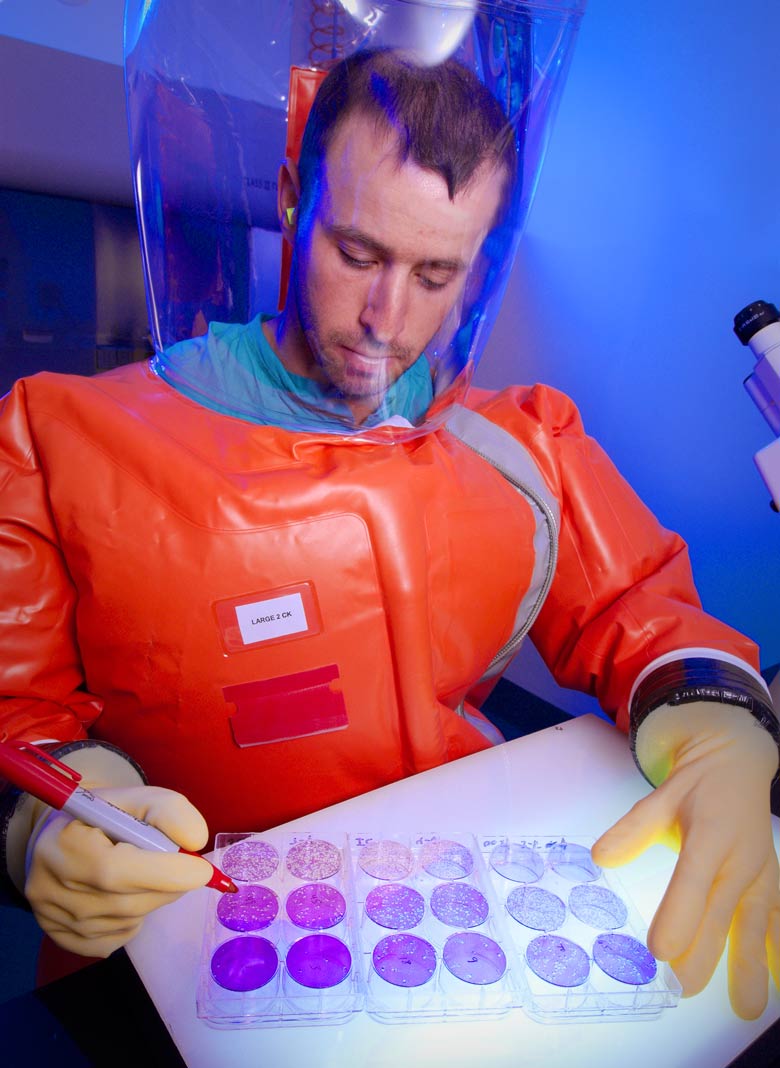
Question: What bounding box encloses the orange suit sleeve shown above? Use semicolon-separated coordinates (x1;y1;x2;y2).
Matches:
478;385;761;733
0;379;104;746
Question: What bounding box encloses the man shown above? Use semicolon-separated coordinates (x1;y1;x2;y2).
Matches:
0;50;778;1019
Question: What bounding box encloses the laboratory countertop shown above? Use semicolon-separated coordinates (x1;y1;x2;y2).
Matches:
3;715;779;1068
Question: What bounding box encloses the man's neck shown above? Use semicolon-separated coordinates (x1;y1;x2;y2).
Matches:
261;309;313;382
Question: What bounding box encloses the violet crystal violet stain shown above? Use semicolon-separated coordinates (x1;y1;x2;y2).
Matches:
286;882;347;930
216;884;280;932
286;934;352;989
592;933;657;985
430;881;489;928
525;934;591;987
442;932;507;985
506;885;566;932
372;933;437;988
365;883;425;930
568;884;628;930
210;935;279;992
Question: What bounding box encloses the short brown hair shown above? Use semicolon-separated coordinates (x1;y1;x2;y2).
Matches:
297;48;516;207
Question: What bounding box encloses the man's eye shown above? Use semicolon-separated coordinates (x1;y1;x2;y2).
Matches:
339;248;373;269
418;274;449;291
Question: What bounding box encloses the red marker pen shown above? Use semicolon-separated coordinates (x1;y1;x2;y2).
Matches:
0;738;237;894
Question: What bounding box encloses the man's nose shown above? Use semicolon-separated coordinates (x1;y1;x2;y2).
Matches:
359;269;408;345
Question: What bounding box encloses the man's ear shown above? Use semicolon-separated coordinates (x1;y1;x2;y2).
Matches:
278;158;301;245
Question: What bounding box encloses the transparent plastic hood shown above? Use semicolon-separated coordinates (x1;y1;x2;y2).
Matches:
124;0;586;438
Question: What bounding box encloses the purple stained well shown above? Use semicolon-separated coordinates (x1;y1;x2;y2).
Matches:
221;838;279;882
525;935;590;988
210;936;279;992
365;883;425;930
568;884;628;930
442;932;507;986
358;839;414;881
593;933;657;986
217;884;279;932
430;881;489;928
286;882;346;931
285;934;352;989
489;842;544;883
547;842;600;883
506;885;566;932
285;838;341;881
420;839;474;880
372;933;437;988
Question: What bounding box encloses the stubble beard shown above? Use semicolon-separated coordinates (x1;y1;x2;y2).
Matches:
294;262;413;404
303;326;414;402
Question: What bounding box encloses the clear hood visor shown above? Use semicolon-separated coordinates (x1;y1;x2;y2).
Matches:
124;0;586;439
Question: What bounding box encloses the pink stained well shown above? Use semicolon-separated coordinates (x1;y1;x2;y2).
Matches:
420;839;474;880
568;884;628;930
285;838;341;881
430;881;489;928
286;882;346;931
372;933;437;988
210;936;279;992
358;839;414;881
506;885;566;932
525;935;590;988
365;883;425;930
442;932;507;986
217;884;279;932
285;934;352;989
221;838;279;882
593;933;657;985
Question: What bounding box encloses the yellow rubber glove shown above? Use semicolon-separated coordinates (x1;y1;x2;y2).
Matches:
25;784;213;958
592;702;780;1020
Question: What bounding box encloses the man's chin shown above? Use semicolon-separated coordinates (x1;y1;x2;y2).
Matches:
331;368;393;403
314;345;408;406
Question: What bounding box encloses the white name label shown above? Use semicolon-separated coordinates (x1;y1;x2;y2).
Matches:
235;592;308;645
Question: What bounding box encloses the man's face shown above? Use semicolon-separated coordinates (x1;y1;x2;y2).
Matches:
287;113;505;422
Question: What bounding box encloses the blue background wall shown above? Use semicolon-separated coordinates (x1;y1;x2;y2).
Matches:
476;0;780;709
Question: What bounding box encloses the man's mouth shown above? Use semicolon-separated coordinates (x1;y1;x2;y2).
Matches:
339;345;395;378
340;344;387;363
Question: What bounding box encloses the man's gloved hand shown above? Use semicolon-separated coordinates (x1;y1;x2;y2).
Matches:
592;702;780;1020
25;785;213;958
